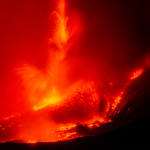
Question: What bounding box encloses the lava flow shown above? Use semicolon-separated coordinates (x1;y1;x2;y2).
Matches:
0;0;149;143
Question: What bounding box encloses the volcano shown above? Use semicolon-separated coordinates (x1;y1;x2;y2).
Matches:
0;0;150;148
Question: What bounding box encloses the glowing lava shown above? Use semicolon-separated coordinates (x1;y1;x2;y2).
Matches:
0;0;147;143
131;69;144;80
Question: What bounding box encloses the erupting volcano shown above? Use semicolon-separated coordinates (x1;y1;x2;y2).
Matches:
0;0;150;144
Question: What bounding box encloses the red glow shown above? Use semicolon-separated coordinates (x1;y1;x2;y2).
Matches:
0;0;148;143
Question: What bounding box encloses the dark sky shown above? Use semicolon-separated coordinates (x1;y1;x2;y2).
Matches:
0;0;150;119
58;0;150;95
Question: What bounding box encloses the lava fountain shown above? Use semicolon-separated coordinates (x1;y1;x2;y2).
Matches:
0;0;150;143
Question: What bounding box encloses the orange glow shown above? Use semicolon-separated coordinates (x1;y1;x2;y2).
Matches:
112;96;121;110
0;0;147;143
28;140;37;144
33;87;62;111
87;124;94;128
50;0;69;44
130;69;144;80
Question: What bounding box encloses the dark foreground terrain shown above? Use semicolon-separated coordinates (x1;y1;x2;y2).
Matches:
0;115;150;150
